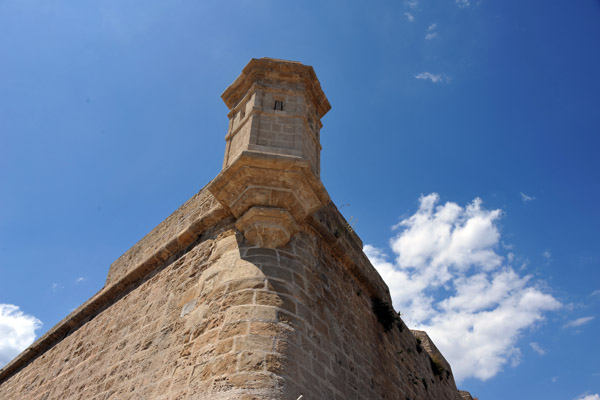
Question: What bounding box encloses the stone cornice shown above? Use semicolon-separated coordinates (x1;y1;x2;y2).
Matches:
221;58;331;119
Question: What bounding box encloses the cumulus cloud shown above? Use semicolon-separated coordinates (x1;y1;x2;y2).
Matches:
0;304;42;367
565;316;595;328
576;394;600;400
404;12;415;22
365;193;561;381
415;72;448;83
456;0;471;7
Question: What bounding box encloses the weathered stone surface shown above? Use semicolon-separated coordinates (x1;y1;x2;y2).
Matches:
412;330;455;380
460;390;477;400
0;58;475;400
0;199;469;399
235;206;298;248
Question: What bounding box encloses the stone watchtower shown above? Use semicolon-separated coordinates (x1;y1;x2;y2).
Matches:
0;58;474;400
208;58;330;249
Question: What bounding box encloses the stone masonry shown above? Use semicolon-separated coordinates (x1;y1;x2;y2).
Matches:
0;58;475;399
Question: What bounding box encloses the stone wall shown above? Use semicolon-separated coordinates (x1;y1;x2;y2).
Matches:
0;57;476;400
0;186;468;399
243;225;464;400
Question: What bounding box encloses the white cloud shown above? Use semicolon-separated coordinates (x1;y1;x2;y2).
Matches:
75;277;87;284
520;192;536;202
404;12;415;22
405;0;419;9
575;394;600;400
502;241;514;250
425;23;438;40
456;0;471;7
565;316;595;328
0;304;42;367
415;72;448;83
530;342;546;355
365;193;561;382
551;376;558;383
51;282;63;292
591;289;600;297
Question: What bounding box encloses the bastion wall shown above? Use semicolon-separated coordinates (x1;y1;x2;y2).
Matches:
0;58;474;400
0;188;467;400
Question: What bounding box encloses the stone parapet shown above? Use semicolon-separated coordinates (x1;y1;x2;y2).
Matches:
411;330;454;378
460;390;476;400
106;185;225;286
0;187;229;385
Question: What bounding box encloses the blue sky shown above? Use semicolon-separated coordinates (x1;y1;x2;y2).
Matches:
1;1;599;399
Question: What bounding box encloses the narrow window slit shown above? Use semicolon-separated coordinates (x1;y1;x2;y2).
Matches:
274;101;283;111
